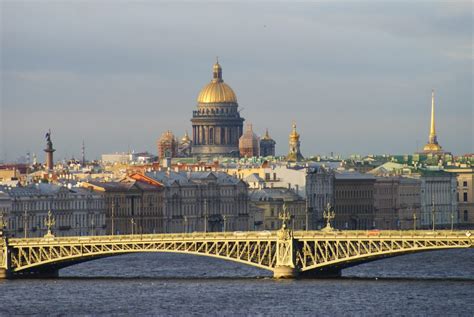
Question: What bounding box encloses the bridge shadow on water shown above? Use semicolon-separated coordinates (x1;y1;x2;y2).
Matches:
54;248;474;282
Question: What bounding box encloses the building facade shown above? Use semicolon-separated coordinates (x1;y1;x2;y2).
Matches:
131;171;250;233
249;187;307;231
417;171;457;229
191;61;245;158
333;172;376;230
448;168;474;229
1;184;106;238
82;179;164;235
306;165;334;229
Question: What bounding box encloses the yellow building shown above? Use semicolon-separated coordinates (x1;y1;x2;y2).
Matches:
446;168;474;229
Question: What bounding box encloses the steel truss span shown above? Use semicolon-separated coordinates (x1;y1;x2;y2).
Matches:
1;230;472;279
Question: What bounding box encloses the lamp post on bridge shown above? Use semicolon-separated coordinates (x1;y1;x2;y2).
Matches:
413;211;417;231
0;212;8;237
322;203;335;232
111;200;116;236
451;209;454;232
431;195;436;231
44;209;55;238
131;217;136;235
23;206;28;238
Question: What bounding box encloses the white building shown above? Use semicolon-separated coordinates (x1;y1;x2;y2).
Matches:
416;171;458;229
141;171;250;233
1;184;106;237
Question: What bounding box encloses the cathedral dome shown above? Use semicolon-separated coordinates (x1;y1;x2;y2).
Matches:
197;60;237;104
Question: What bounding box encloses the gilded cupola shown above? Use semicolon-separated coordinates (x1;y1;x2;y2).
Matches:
197;59;238;104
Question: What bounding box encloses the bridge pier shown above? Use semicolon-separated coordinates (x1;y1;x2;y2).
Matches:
273;266;299;279
0;268;11;279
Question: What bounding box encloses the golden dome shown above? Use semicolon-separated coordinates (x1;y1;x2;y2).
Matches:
181;131;191;144
197;60;237;104
289;122;300;141
423;143;442;152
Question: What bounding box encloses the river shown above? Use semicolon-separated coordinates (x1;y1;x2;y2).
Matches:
0;249;473;316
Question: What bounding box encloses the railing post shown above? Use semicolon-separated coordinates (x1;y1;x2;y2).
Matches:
0;237;11;279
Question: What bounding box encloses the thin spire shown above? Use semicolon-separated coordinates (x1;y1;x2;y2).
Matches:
429;89;437;144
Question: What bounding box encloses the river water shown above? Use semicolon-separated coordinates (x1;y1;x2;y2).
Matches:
0;249;473;316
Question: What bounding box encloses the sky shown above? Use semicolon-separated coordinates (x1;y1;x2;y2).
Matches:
1;1;472;162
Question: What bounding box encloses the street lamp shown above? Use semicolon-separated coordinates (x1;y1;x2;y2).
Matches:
413;211;417;231
223;215;227;232
0;212;8;237
451;210;454;232
131;217;135;235
431;195;436;231
184;216;188;233
111;200;116;235
23;206;28;238
204;199;208;233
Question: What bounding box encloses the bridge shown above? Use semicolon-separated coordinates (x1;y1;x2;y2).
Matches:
1;214;472;279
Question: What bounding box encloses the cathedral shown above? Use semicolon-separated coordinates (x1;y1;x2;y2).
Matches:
191;60;245;158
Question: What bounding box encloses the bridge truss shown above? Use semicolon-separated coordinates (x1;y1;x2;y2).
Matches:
1;228;472;279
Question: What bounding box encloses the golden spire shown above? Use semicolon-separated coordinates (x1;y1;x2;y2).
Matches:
262;128;271;140
423;89;442;153
429;89;437;143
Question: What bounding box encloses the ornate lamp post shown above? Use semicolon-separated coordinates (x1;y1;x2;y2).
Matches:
0;212;8;237
44;209;55;238
322;203;336;232
23;206;28;238
223;215;227;232
184;216;188;233
111;200;116;235
431;195;436;231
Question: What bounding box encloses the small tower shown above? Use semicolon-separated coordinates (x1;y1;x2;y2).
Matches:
287;122;303;162
178;131;193;157
44;129;55;171
157;130;178;159
239;124;259;158
422;90;444;154
259;128;276;157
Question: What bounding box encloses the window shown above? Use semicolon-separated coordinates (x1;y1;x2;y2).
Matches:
464;210;468;222
464;193;468;202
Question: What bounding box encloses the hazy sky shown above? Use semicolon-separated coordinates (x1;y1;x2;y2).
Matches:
1;1;472;162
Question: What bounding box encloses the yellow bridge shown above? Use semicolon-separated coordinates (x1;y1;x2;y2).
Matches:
1;228;472;279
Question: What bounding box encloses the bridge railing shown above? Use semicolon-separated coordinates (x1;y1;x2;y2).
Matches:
4;229;472;246
6;230;278;245
294;230;473;239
